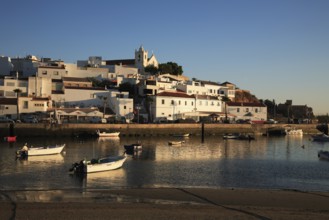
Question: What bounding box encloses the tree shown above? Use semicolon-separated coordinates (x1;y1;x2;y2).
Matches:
158;62;183;75
118;82;135;97
13;88;22;121
144;65;158;75
221;96;231;123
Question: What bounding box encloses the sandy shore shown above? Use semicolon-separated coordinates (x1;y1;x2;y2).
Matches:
1;188;329;219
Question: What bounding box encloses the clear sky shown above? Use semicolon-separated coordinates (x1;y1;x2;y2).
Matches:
1;0;328;115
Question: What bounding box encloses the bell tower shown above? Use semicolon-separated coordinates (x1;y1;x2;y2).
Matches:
135;45;148;73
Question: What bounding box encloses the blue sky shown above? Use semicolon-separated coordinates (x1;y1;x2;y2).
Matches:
1;0;328;114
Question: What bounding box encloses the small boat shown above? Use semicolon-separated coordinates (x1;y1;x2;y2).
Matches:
70;154;127;173
168;140;185;145
285;128;303;135
223;133;240;139
223;133;254;140
124;143;142;152
96;130;120;137
318;150;329;160
311;134;329;142
4;136;16;142
172;133;190;137
16;144;65;158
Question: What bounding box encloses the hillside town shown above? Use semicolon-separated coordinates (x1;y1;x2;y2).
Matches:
0;46;314;124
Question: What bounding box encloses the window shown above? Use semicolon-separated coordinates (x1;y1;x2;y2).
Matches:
191;102;194;106
53;71;59;75
237;108;240;113
246;108;249;112
6;82;15;86
199;101;202;105
171;100;174;105
124;106;126;109
178;100;181;105
255;108;258;113
5;91;15;97
162;99;165;105
185;101;187;105
42;70;47;75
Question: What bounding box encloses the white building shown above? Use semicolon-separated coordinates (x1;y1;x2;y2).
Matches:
108;90;133;121
220;82;236;101
226;102;267;122
151;91;195;121
0;76;28;98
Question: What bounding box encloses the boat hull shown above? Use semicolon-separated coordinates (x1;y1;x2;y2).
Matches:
27;144;65;156
96;130;120;137
318;150;329;160
84;155;127;173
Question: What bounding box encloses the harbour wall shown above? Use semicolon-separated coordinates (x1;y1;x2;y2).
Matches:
0;123;322;137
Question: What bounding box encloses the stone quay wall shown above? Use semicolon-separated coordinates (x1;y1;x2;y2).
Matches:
0;123;321;137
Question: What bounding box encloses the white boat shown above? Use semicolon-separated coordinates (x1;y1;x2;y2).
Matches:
17;144;65;157
70;155;127;173
173;133;190;137
168;140;185;145
285;128;303;135
318;150;329;160
96;130;120;137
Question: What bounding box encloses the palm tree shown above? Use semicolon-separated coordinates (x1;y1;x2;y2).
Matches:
221;96;231;123
13;88;22;121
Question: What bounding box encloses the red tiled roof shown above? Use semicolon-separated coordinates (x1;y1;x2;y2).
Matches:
157;91;193;98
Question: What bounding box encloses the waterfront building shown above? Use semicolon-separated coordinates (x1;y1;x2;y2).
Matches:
151;90;223;122
226;102;267;122
108;90;133;122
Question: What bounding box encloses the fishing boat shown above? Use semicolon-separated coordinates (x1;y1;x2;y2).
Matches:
318;150;329;160
70;154;127;173
96;130;120;137
16;144;65;158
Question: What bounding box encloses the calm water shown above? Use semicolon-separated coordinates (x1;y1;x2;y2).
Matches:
1;135;329;192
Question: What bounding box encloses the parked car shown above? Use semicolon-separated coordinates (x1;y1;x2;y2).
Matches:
22;116;38;123
89;117;107;123
0;116;14;123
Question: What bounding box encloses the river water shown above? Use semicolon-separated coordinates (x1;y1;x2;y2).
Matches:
1;135;329;192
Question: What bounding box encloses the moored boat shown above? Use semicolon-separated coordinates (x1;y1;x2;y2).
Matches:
311;134;329;142
124;143;142;152
285;128;303;135
172;133;190;137
70;154;127;173
168;140;185;145
96;130;120;137
318;150;329;160
16;144;65;158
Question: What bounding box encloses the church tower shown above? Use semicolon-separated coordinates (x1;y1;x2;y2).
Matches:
135;46;148;73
